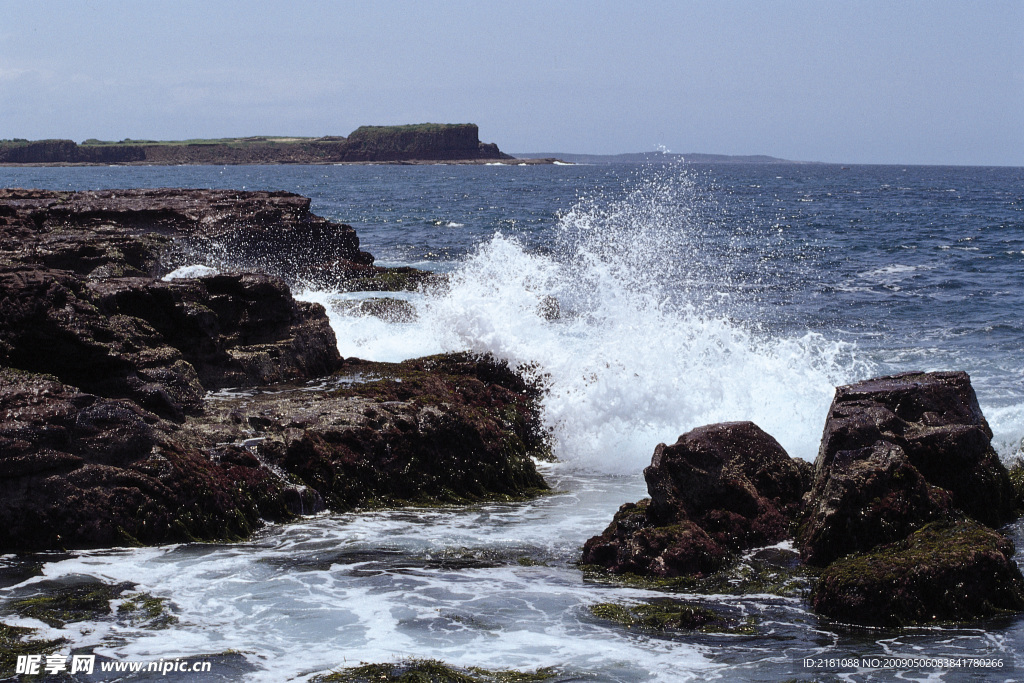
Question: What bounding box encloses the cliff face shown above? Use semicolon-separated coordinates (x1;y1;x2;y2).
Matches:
0;140;146;163
341;124;503;161
0;124;513;165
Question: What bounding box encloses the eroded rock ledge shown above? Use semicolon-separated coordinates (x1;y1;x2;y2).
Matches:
583;371;1024;627
0;188;549;551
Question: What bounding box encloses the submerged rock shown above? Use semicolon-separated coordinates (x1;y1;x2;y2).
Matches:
798;371;1015;566
332;296;419;322
588;598;755;634
582;421;809;577
812;518;1024;626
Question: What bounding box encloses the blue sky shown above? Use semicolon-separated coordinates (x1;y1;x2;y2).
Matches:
1;1;1021;165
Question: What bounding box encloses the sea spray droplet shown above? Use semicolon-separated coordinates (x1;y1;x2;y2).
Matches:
299;165;870;470
420;167;868;470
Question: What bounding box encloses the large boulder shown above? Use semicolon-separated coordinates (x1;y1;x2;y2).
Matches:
812;518;1024;626
193;354;550;512
798;371;1015;566
0;267;340;420
582;422;810;578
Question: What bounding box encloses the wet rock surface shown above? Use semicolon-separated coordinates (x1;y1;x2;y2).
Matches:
0;187;375;287
581;421;809;577
583;372;1024;627
798;371;1016;566
812;518;1024;627
0;189;550;551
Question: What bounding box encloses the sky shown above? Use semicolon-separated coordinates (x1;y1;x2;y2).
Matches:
1;1;1022;165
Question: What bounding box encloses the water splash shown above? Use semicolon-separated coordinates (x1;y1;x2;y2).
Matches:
303;165;868;470
425;172;864;469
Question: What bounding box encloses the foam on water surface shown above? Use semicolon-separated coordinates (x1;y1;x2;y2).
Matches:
303;166;867;469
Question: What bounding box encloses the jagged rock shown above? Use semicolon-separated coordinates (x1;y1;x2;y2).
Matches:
0;189;551;551
88;272;341;390
582;422;809;577
580;499;728;577
0;267;338;420
190;353;550;511
0;368;296;550
812;519;1024;626
0;188;374;286
0;351;550;551
798;371;1015;566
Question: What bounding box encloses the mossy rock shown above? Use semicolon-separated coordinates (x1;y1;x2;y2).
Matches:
117;592;179;629
7;578;134;627
812;518;1024;627
1008;457;1024;512
581;544;813;597
0;623;66;676
313;659;557;682
588;598;755;634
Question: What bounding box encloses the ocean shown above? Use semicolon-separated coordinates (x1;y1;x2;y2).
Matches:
1;161;1022;681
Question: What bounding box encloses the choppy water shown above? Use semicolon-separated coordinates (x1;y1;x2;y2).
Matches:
1;162;1022;680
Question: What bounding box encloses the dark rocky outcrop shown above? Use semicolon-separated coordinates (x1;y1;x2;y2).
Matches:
582;371;1024;628
798;371;1015;566
188;354;549;513
0;367;296;549
0;187;374;287
0;124;515;166
0;189;550;551
340;124;506;162
581;421;810;577
812;518;1024;626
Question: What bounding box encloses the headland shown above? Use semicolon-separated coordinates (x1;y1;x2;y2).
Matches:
0;124;557;166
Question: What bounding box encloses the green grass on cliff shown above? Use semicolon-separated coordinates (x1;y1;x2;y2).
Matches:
349;123;475;137
79;136;325;147
76;125;475;148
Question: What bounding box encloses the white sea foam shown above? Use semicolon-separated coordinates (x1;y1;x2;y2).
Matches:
161;264;219;280
303;166;866;469
989;403;1024;462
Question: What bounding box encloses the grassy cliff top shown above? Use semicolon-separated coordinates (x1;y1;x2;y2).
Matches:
78;136;326;147
65;124;478;147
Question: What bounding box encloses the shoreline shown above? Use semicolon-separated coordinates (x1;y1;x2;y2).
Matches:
0;157;563;168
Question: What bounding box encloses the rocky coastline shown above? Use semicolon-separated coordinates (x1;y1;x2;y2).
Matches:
1;185;1020;641
582;371;1024;627
0;188;550;551
0;124;559;166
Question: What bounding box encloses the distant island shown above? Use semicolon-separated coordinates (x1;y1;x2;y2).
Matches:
0;124;556;166
512;151;797;164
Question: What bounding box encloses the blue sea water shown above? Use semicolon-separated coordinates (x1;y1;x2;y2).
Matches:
1;162;1022;681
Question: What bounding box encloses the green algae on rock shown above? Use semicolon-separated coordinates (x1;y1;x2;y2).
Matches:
116;592;179;629
0;623;66;676
6;578;133;628
812;518;1024;627
588;599;756;634
313;659;557;683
